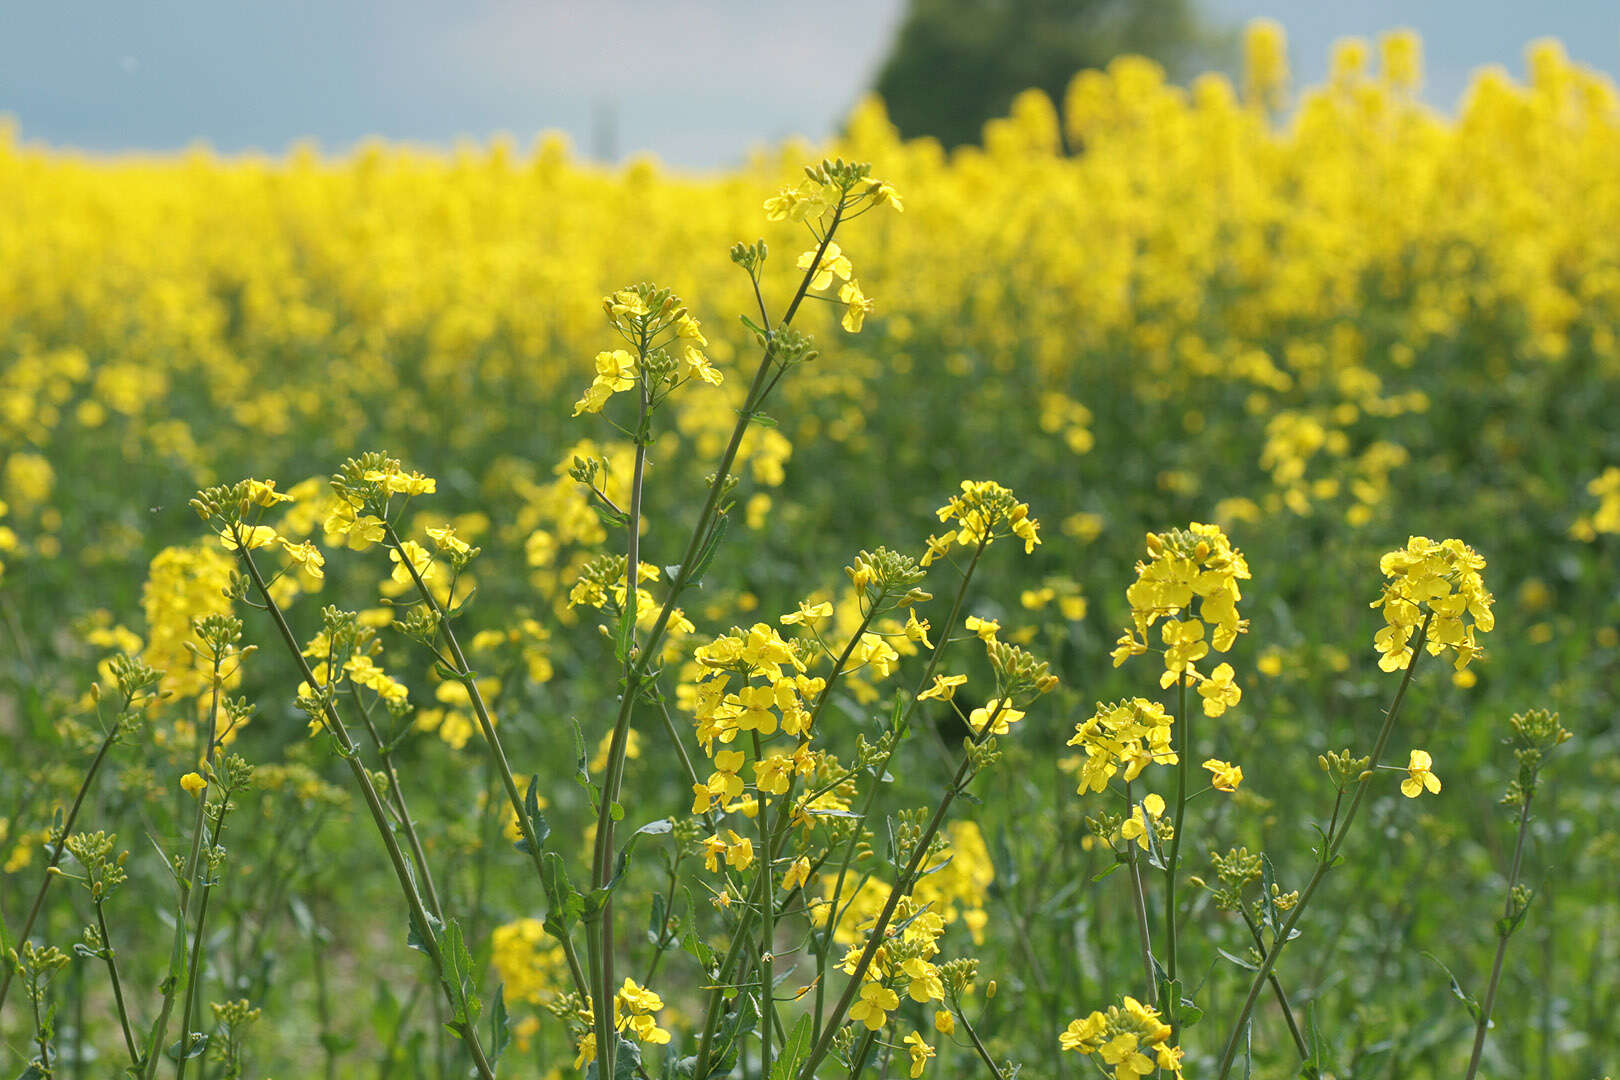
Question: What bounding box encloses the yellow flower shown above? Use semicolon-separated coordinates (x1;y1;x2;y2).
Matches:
1401;748;1441;798
1196;662;1241;717
1371;537;1492;673
782;855;811;892
917;673;966;702
219;524;278;551
389;539;434;586
1120;793;1166;850
780;599;833;625
797;242;853;291
904;609;933;648
180;772;207;797
969;697;1025;736
277;537;325;580
964;615;1000;642
1202;758;1243;792
839;279;876;332
934;1010;955;1035
904;1031;935;1077
848;982;899;1030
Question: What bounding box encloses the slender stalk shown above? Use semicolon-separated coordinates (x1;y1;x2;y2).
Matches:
1238;909;1308;1059
1464;790;1536;1080
351;687;444;919
1123;781;1158;1004
1165;673;1189;993
589;381;651;1080
591;197;852;1077
232;537;497;1080
956;1006;1009;1080
174;800;228;1080
378;522;589;1007
1213;617;1430;1079
757;760;777;1080
94;901;143;1067
0;724;121;1015
144;653;225;1080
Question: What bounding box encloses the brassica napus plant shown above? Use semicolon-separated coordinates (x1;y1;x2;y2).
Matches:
0;21;1615;1080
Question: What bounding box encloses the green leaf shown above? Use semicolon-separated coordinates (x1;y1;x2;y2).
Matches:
541;852;584;935
648;892;668;946
16;1066;46;1080
406;910;443;956
441;918;482;1027
1422;951;1482;1022
603;819;673;896
614;604;636;664
572;720;591;786
686;514;730;586
583;1037;643;1080
490;984;512;1065
165;1032;210;1061
1090;862;1123;883
1216;947;1259;973
769;1015;814;1080
712;989;760;1074
1259;853;1280;938
514;774;551;853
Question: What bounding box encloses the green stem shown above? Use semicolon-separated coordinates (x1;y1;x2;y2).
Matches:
957;1005;1008;1080
1213;616;1430;1079
148;654;224;1080
1123;780;1158;1004
94;901;142;1067
0;723;121;1016
233;536;496;1080
589;385;651;1080
1165;673;1188;995
757;758;776;1080
1238;909;1308;1059
1464;788;1536;1080
351;687;444;919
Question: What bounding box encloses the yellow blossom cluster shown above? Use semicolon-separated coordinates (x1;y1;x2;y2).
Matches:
922;480;1040;566
1066;699;1178;795
1060;995;1184;1080
1113;524;1250;692
1370;536;1494;672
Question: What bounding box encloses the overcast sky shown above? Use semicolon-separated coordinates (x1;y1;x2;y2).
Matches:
2;1;1616;168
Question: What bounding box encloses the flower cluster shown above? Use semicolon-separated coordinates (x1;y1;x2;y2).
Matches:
1066;699;1178;794
1060;995;1184;1079
922;481;1040;566
574;283;719;417
1113;523;1249;692
1370;536;1494;672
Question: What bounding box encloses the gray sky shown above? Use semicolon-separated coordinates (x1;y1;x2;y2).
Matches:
2;1;1616;169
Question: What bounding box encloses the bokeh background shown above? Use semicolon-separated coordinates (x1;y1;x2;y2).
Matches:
4;1;1618;165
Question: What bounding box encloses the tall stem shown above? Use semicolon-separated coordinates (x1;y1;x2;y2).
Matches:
588;383;651;1079
94;901;142;1066
351;688;444;919
1464;789;1536;1080
144;655;224;1080
0;724;121;1015
1213;617;1430;1079
1165;672;1189;993
1123;781;1158;1004
233;539;496;1080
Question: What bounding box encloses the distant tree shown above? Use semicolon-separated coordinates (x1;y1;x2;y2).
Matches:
871;0;1229;150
